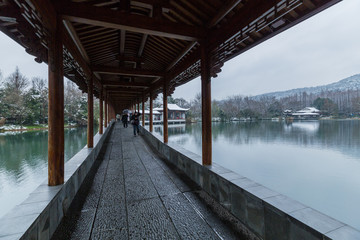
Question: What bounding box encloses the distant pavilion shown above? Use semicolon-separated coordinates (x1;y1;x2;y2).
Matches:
139;104;188;124
154;104;189;122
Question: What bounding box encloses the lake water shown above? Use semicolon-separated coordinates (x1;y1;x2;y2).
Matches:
0;126;96;218
153;120;360;230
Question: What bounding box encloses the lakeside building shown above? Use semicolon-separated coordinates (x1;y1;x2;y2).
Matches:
287;107;321;120
139;109;162;124
154;104;189;124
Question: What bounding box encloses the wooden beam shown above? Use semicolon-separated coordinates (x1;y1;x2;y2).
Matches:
87;77;94;148
166;41;197;71
109;93;141;97
207;0;242;28
138;33;148;57
132;0;171;9
166;47;200;81
120;30;126;55
30;0;57;30
102;80;150;88
209;0;281;49
63;20;90;63
31;0;90;76
48;15;64;186
201;41;211;166
118;55;143;63
56;1;204;41
108;89;144;94
93;65;164;78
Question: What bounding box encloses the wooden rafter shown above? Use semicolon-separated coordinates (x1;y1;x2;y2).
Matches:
55;1;205;41
118;55;144;63
166;41;197;71
92;65;164;78
209;0;282;48
63;20;90;63
120;29;126;55
102;80;150;88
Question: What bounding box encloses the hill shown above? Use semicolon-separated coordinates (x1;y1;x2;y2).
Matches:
255;74;360;99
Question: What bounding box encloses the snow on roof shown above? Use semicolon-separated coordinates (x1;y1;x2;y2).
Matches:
139;110;161;115
296;107;320;113
153;104;189;111
292;112;320;116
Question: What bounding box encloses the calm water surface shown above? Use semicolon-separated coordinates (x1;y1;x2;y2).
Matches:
0;126;97;218
153;120;360;230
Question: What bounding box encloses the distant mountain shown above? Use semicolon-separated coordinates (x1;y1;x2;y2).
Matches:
255;74;360;99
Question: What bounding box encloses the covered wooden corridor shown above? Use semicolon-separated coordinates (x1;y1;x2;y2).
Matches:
51;122;248;239
0;1;346;239
0;0;341;186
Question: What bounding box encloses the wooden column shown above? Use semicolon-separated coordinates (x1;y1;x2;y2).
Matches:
111;103;115;121
99;88;103;134
201;41;212;166
149;92;153;132
104;92;108;127
163;80;168;143
137;101;140;113
112;103;115;120
109;102;113;121
48;15;64;186
87;77;94;148
108;100;111;124
142;95;145;126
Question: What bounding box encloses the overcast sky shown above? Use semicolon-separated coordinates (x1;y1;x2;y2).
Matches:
1;0;359;102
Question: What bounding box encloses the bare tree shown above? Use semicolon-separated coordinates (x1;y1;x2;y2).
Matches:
4;66;28;92
2;67;29;125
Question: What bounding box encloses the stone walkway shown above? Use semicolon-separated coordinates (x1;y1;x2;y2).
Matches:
51;122;246;240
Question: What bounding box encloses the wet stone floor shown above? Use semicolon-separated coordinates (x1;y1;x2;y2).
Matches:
51;122;248;240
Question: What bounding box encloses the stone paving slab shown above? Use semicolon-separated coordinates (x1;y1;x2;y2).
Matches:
51;122;246;240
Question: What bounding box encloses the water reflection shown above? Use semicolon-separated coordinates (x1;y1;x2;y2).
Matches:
161;121;360;160
287;121;320;132
156;120;360;230
0;126;97;218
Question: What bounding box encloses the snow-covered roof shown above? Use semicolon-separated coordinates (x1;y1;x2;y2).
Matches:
296;107;320;113
292;112;320;116
154;104;189;112
139;110;161;115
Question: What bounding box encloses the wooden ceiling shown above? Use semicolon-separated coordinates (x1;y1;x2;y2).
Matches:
0;0;341;109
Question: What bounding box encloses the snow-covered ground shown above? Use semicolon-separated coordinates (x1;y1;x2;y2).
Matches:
0;125;28;131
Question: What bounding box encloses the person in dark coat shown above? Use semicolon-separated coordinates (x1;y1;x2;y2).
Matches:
122;113;128;128
131;112;140;136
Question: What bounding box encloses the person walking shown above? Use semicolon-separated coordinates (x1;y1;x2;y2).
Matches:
131;111;140;136
122;113;128;128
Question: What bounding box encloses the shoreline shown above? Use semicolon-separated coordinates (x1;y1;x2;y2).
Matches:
0;125;85;132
